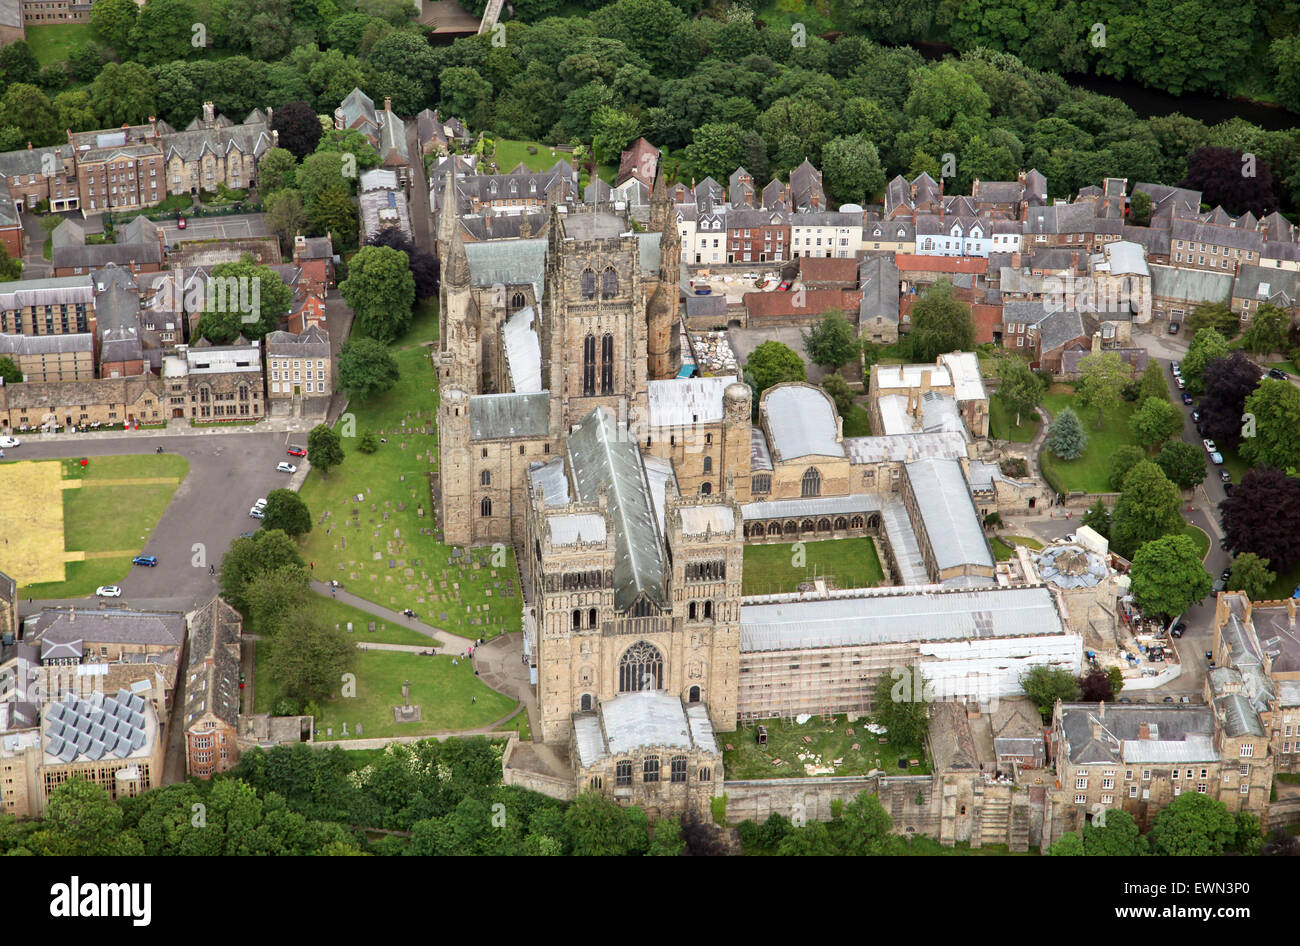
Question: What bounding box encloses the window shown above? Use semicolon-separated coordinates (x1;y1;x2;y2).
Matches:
1074;794;1087;804
480;497;492;517
1240;744;1254;757
1142;769;1151;781
582;333;596;396
1102;777;1114;790
1129;785;1138;798
702;456;712;474
588;776;602;790
699;767;711;782
580;269;596;300
1075;777;1088;790
615;761;633;787
479;470;490;486
589;608;597;628
1197;783;1208;794
601;267;618;299
618;640;663;692
801;467;821;497
601;333;614;395
703;600;713;620
643;757;660;783
580;693;593;711
1200;768;1209;779
671;757;688;783
752;474;770;494
1240;783;1250;795
572;610;581;630
688;686;700;703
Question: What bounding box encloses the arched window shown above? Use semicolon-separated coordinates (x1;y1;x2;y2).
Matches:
616;760;633;786
588;607;597;628
580;268;596;300
801;467;821;497
834;516;848;530
582;333;596;395
511;291;525;309
702;456;713;473
752;474;771;494
671;756;688;783
238;385;249;401
480;497;492;517
783;520;798;535
768;521;781;535
703;600;713;619
698;767;712;782
688;685;701;703
600;333;614;394
700;482;712;495
588;775;602;790
601;266;618;299
580;693;593;711
643;757;660;783
618;640;663;692
851;515;865;529
572;609;582;630
688;601;697;620
801;518;815;533
818;517;831;532
479;469;491;486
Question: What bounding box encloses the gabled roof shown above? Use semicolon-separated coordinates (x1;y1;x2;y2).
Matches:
469;391;550;440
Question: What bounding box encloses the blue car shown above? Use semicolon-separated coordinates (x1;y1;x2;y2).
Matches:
132;554;157;567
1182;392;1193;405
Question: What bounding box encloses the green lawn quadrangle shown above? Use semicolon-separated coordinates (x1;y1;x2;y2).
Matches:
742;538;884;596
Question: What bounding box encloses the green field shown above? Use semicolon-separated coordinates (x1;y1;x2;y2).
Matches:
1039;386;1140;494
492;138;569;173
722;715;930;780
296;304;522;640
311;593;444;648
841;403;871;436
742;538;884;595
24;24;92;65
989;395;1039;442
18;454;188;598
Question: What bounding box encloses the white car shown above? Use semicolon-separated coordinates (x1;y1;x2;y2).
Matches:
96;586;122;597
1202;438;1217;454
276;462;297;474
0;436;18;448
249;507;266;519
741;272;759;280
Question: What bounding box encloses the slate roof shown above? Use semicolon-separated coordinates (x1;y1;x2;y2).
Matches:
53;242;161;270
859;255;900;325
469;391;550;440
183;596;242;730
0;332;93;357
163;113;273;164
1232;264;1300;305
1171;217;1262;252
1149;264;1234;304
29;607;186;649
905;458;993;572
1058;703;1217;765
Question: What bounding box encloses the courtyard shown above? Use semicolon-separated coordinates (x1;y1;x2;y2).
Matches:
1039;384;1140;494
722;714;930;780
742;538;885;596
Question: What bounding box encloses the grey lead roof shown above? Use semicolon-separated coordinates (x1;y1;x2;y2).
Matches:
764;384;844;459
904;458;993;572
567;408;666;612
464;238;548;301
469;392;550;441
527;458;569;506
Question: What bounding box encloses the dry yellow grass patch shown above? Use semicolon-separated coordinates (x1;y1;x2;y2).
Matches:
0;460;77;585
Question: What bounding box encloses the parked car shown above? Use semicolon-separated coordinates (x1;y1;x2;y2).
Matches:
1210;451;1224;465
777;280;792;291
1222;566;1233;582
0;436;18;448
1202;438;1217;453
1223;483;1233;495
692;286;712;295
1220;470;1231;483
249;507;266;519
1176;376;1185;389
1213;578;1227;593
286;447;306;457
1206;650;1215;660
741;272;759;280
1180;695;1191;703
96;586;122;597
1172;622;1187;637
1168;321;1180;334
177;216;187;229
1270;367;1291;380
1182;392;1193;405
1119;697;1132;703
132;555;157;567
238;531;257;539
1191;410;1201;423
1171;362;1182;376
276;462;297;474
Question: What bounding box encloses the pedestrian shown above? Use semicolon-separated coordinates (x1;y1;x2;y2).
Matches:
310;561;315;570
209;564;215;575
332;587;336;598
471;696;476;704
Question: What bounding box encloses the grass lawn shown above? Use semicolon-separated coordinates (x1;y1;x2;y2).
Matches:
254;645;517;739
841;403;871;436
722;714;930;780
989;396;1039;443
1183;524;1210;561
742;538;884;595
14;455;188;598
492;138;567;173
1040;386;1140;494
1264;559;1300;600
495;708;531;741
312;593;444;648
1218;444;1252;485
24;24;92;65
296;306;523;640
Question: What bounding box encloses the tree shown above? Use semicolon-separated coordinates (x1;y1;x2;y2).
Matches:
1186;300;1238;337
1129;533;1212;618
1221;466;1300;569
1242;302;1288;355
820;373;856;418
0;84;61;147
297;150;354;208
1109;461;1184;560
1077;666;1114;702
744;340;806;395
1044;406;1086;460
264;188;307;253
1130;396;1182;450
1082;810;1148;856
1106;444;1148;491
367;229;438;300
1200;351;1263;449
0;356;21;384
871;667;930;748
90;62;158;129
273;101;324;160
821;134;886;203
645;816;685;856
219;529;305;610
1075;350;1129;428
339;246;415;344
681;122;746;183
1019;665;1079;723
338;337;399;402
257;147;299;196
910;280;974;362
801;309;860;372
89;0;140;54
1081;498;1109;538
1149;791;1238;856
1182;146;1276;216
1046;832;1085;855
315;128;381;173
1181;328;1230;395
201;258;295;340
53;89;96;136
1137;360;1169;403
1128;189;1152;226
995;356;1045;427
307;424;344;478
267;617;355;705
1241;379;1300;472
193;309;243;345
591;106;641;166
262;489;311;537
244;564;313;636
35;778;123;855
839;792;902;856
1154;440;1207;490
438;66;494;128
130;0;197;66
0;245;20;282
1227;552;1276;601
564;793;649;856
775;820;837;856
307;187;358;249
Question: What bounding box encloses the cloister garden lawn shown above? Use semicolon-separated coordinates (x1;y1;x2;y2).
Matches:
840;403;871;436
742;538;885;596
295;305;522;641
722;714;930;780
989;395;1039;442
8;454;188;598
1039;385;1140;494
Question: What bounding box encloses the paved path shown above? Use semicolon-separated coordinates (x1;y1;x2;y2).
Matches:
312;724;520;751
311;582;476;652
355;640;440;653
1026;405;1051;482
10;415;323;443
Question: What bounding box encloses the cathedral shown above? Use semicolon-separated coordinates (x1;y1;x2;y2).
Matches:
435;167;743;810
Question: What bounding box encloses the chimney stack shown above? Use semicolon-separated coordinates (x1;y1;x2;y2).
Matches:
1138;722;1150;741
1289;597;1295;628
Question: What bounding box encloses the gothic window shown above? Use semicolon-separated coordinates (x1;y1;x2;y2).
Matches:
588;607;597;628
480;470;491;486
767;521;781;535
703;600;713;620
688;686;701;703
238;385;249;401
601;266;618;299
702;456;713;473
580;693;593;711
480;497;492;517
801;466;821;497
616;761;633;786
572;609;582;630
581;268;596;300
688;601;697;620
511;291;525;309
851;515;865;529
834;517;848;530
589;776;602;790
582;333;596;395
601;333;614;394
643;757;660;783
700;482;712;495
699;767;712;782
671;757;688;783
801;519;815;532
199;387;210;403
619;640;663;692
818;518;831;532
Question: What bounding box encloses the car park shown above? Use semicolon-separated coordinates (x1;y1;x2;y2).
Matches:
0;436;18;448
96;586;122;597
132;555;157;566
286;447;306;457
276;462;297;473
249;507;265;519
1181;392;1193;405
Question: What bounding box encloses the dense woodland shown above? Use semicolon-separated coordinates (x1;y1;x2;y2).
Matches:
2;0;1300;214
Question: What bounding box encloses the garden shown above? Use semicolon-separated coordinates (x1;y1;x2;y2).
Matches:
742;538;885;595
721;714;930;780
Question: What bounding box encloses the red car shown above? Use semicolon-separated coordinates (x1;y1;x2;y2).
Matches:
177;216;187;229
777;280;792;291
286;447;307;457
